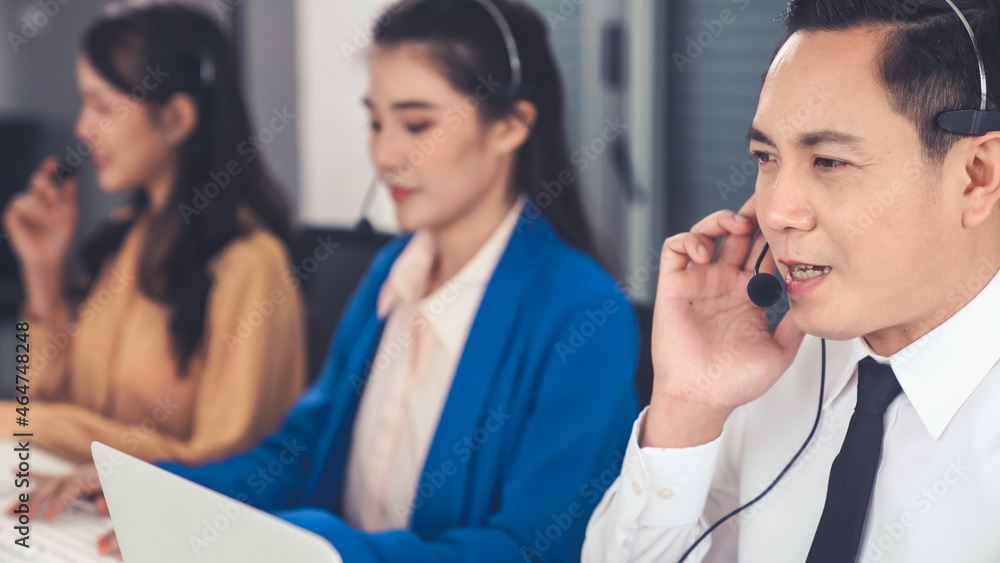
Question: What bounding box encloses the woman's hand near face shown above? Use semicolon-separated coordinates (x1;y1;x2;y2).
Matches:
3;156;78;320
643;195;805;448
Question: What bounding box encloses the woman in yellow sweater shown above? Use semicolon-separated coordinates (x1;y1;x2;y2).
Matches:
2;1;305;483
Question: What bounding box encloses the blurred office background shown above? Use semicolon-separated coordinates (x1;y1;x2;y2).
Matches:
0;0;789;396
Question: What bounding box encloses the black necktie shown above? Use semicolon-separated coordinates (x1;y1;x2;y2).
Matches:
806;357;903;562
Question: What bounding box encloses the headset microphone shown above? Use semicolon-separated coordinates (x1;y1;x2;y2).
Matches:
681;237;824;563
353;175;380;239
747;242;783;308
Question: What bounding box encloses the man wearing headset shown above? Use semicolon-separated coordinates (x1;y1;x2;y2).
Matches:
584;0;1000;561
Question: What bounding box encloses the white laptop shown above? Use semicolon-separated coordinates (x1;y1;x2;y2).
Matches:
91;442;342;563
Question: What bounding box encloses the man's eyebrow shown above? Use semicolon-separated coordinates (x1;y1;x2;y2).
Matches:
746;125;775;147
746;126;866;150
797;130;864;148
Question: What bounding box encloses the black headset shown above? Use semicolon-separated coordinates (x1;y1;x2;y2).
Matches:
683;1;996;560
472;0;523;99
937;0;1000;135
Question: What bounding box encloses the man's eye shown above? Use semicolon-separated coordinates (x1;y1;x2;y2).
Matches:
752;151;773;165
815;157;847;169
369;121;381;132
406;123;430;134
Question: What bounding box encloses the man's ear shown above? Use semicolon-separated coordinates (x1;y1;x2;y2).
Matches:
156;92;200;147
494;100;538;154
962;132;1000;228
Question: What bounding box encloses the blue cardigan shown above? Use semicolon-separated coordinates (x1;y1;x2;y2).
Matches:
162;211;639;562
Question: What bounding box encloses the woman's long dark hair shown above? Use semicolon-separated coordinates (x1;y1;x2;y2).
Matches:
373;0;597;257
79;2;293;375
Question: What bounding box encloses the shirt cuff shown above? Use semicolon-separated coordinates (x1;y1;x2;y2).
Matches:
618;407;722;528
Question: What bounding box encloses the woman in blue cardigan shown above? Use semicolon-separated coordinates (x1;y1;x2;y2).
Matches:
156;1;638;561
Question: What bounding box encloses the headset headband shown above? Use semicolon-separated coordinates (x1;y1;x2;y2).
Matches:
937;0;1000;135
471;0;523;98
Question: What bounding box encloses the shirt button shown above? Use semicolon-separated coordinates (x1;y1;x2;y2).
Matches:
632;482;643;496
658;487;674;499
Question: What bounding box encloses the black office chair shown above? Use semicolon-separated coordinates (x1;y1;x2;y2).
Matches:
0;118;39;317
632;301;655;409
297;227;393;383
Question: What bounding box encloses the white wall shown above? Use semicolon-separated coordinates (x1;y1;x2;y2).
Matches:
241;0;300;216
295;0;398;231
0;2;18;111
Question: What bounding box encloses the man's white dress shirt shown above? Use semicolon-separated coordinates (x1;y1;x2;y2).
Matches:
583;266;1000;562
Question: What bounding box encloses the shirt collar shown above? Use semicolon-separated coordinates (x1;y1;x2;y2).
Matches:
376;196;526;357
830;265;1000;440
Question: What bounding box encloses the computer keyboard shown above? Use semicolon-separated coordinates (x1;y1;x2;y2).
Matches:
0;442;119;563
0;504;116;562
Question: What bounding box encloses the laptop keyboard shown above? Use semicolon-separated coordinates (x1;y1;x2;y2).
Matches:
0;484;118;562
0;509;115;562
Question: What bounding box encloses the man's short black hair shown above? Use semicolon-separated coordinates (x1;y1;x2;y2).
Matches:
780;0;999;160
